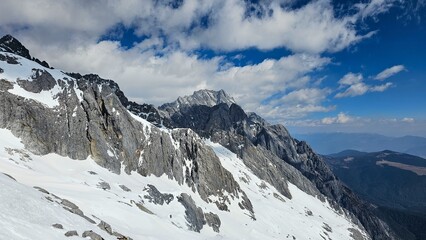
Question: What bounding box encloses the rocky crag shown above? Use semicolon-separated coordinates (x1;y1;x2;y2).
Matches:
0;34;394;239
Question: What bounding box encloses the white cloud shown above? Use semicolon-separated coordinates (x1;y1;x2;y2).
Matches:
370;82;393;92
335;82;369;98
257;88;335;120
356;0;396;19
321;112;353;124
0;0;396;54
177;0;367;53
338;72;363;86
0;0;400;123
374;65;406;80
335;72;394;98
27;39;330;120
402;117;415;123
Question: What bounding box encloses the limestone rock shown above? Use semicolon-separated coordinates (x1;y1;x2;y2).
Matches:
82;230;104;240
177;193;206;232
17;69;56;93
143;184;174;205
119;184;131;192
98;220;113;235
97;181;111;190
205;212;221;233
64;230;78;237
52;223;63;229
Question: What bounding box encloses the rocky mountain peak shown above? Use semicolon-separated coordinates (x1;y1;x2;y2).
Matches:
0;34;50;68
0;36;396;240
0;34;31;59
159;89;236;115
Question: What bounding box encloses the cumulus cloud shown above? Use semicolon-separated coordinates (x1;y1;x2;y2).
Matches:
338;73;363;86
370;82;393;92
27;39;330;120
0;0;400;122
335;82;369;98
321;112;353;124
335;72;394;98
0;0;396;54
257;88;335;120
374;65;406;80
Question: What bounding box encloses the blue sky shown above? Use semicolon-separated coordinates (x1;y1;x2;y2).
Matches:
0;0;425;136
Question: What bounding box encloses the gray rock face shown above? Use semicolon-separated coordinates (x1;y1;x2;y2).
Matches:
177;193;223;233
61;199;96;224
178;193;207;232
0;80;90;160
0;35;31;59
0;35;50;68
52;223;63;229
160;89;236;118
34;186;50;194
205;212;221;233
17;69;56;93
0;37;393;239
97;181;111;190
119;184;131;192
143;184;174;205
64;230;78;237
1;63;252;216
0;79;13;91
158;91;396;240
82;230;104;240
0;53;19;64
98;220;113;235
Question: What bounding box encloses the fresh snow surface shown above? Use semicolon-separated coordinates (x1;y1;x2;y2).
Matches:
205;139;369;240
0;127;367;240
0;51;83;107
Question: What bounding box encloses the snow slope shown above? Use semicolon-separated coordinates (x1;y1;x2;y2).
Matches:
0;51;83;107
0;126;367;240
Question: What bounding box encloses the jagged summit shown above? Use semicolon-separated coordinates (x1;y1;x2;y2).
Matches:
0;34;31;59
160;89;235;109
0;36;395;240
0;34;51;68
159;89;236;114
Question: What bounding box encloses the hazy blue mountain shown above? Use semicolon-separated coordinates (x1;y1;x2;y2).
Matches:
325;150;426;240
295;132;426;158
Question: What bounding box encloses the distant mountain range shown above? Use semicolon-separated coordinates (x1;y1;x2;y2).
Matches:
325;150;426;240
295;132;426;158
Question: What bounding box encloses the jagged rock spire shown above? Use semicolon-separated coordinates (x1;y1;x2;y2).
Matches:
0;34;32;59
0;34;50;68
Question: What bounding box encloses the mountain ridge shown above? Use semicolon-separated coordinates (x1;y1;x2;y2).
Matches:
0;34;394;239
296;132;426;158
324;150;426;239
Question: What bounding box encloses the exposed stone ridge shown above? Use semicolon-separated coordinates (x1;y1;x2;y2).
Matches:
0;35;31;59
157;100;396;240
159;89;236;117
0;34;51;68
67;72;167;127
0;51;252;217
0;35;394;239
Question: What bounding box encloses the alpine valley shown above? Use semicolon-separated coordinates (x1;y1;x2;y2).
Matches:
0;35;396;240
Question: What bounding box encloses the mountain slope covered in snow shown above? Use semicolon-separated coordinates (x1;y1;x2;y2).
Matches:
0;35;392;239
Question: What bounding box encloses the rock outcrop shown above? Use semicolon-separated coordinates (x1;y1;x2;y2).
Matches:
0;40;252;224
155;90;395;240
0;35;394;239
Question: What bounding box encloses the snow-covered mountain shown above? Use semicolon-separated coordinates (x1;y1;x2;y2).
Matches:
0;35;393;240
